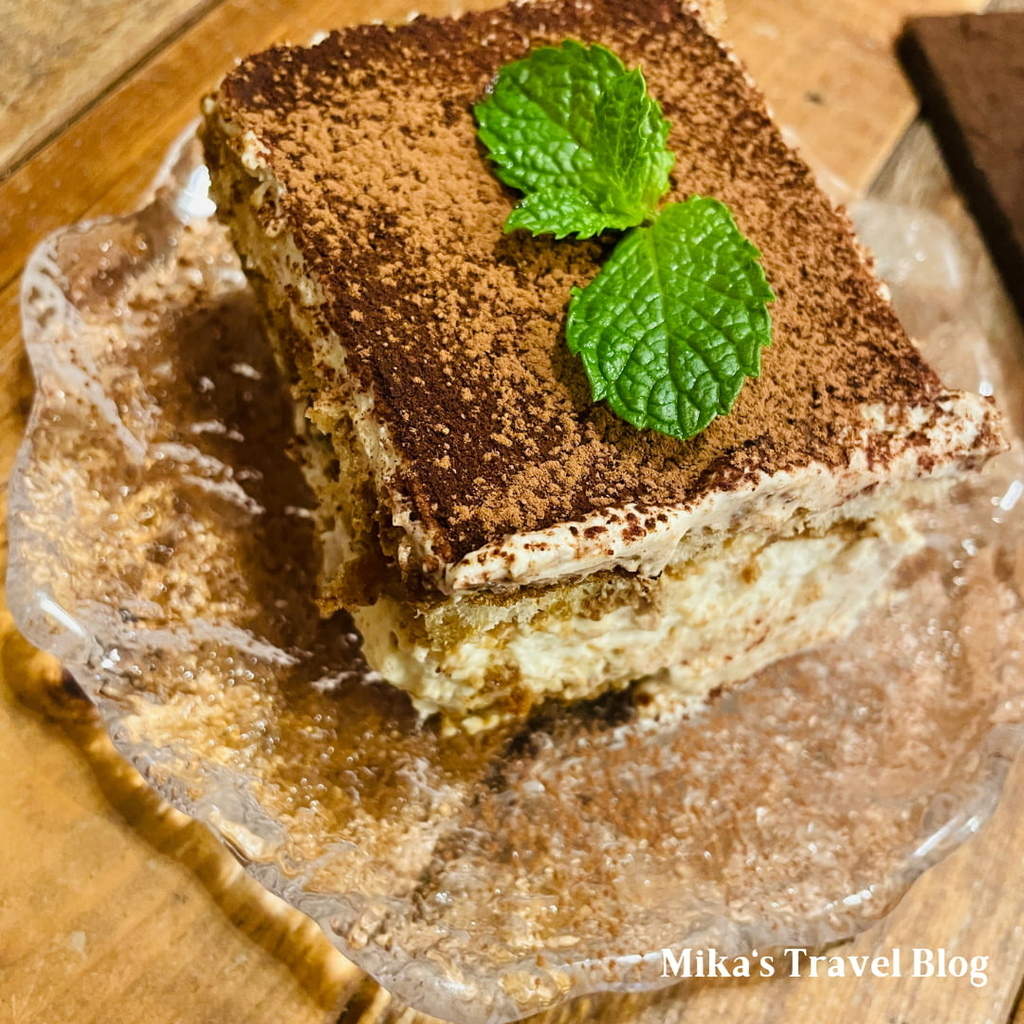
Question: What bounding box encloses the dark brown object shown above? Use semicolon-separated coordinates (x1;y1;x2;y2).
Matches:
899;13;1024;321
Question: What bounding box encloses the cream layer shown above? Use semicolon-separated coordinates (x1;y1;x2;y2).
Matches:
353;504;922;730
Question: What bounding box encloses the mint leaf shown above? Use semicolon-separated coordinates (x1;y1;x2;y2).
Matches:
475;41;673;238
566;197;774;440
504;187;630;239
592;68;675;222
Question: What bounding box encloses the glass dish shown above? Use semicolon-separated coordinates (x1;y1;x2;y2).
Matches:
8;128;1024;1024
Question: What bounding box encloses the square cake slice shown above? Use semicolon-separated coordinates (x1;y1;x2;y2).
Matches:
201;0;1005;729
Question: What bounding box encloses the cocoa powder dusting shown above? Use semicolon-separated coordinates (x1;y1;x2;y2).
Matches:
214;0;942;562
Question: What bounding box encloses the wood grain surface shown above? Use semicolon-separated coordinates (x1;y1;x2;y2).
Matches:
2;1;1023;1023
0;0;220;175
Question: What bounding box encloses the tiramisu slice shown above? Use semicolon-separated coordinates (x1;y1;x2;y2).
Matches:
202;0;1005;729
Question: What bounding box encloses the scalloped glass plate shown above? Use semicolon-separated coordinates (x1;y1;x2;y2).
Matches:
8;129;1024;1024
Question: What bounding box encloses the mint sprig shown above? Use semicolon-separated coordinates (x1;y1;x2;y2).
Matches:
475;41;673;238
475;42;774;441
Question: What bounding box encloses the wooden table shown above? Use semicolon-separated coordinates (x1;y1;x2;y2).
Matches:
2;1;1024;1022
